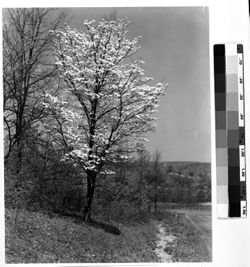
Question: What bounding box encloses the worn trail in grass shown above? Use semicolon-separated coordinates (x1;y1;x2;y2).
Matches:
171;208;212;257
155;223;176;262
155;209;211;262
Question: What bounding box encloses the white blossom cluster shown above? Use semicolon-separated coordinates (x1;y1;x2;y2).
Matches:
43;18;167;174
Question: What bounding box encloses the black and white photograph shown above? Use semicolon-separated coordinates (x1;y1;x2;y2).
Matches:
3;6;212;263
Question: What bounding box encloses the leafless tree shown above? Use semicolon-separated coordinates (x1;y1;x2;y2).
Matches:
3;8;66;172
152;150;163;214
136;143;151;209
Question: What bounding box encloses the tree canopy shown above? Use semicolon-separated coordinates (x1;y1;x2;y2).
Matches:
43;18;168;175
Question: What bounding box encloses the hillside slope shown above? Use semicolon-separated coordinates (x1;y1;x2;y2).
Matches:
5;208;211;263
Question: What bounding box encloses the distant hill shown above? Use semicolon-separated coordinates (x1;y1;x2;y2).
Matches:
157;161;211;203
163;161;211;179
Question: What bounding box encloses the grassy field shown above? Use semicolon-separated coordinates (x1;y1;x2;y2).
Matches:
5;207;211;263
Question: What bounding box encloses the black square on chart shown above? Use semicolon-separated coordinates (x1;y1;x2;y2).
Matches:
214;57;225;73
214;44;225;56
229;203;241;217
228;148;240;167
215;93;226;110
214;74;226;93
228;166;240;185
229;185;240;202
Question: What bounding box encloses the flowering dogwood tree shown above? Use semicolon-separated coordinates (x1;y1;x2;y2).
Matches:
43;18;167;221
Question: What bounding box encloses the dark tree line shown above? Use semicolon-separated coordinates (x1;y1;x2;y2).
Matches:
5;135;210;224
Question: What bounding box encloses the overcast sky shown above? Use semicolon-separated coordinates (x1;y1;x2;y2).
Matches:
67;7;210;162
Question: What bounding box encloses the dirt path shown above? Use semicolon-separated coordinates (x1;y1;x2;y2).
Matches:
172;208;212;257
155;223;176;262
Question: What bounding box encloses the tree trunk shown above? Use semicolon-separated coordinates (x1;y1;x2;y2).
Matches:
16;140;22;174
154;196;157;215
154;175;157;215
82;171;96;222
147;187;151;212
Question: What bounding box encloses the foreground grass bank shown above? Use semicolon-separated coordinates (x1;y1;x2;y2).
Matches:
5;208;211;263
5;208;158;263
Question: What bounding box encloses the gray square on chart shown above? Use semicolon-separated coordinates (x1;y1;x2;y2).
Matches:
227;93;238;111
216;111;226;129
227;111;238;129
227;130;239;148
226;56;238;74
216;130;227;148
217;167;228;185
216;148;228;166
226;74;238;93
217;185;228;203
